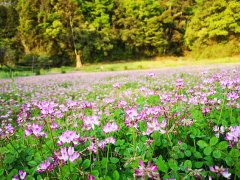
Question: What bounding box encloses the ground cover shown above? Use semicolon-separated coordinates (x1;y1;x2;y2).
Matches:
1;56;240;79
0;65;240;179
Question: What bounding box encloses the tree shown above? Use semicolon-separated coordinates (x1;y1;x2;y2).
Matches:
185;0;240;58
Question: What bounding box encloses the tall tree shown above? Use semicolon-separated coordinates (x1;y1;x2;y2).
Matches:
185;0;240;58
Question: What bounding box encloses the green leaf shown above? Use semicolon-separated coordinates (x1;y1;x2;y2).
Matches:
0;169;4;176
194;151;203;159
217;141;228;150
28;161;37;167
110;157;119;164
180;143;188;150
184;160;192;170
204;156;214;166
105;176;112;180
4;155;15;164
82;159;91;170
101;158;108;169
91;170;99;177
225;157;234;166
194;162;203;168
210;137;218;146
116;139;125;146
213;150;221;159
185;150;192;157
197;140;208;149
113;170;120;180
203;147;212;156
156;156;169;173
168;159;178;171
230;148;240;156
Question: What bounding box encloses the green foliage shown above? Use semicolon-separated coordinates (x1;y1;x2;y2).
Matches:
0;0;239;66
185;0;240;58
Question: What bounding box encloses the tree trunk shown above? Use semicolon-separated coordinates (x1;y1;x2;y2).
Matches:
21;39;30;54
76;54;82;68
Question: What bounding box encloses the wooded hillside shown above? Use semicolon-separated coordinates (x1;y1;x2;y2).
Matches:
0;0;239;67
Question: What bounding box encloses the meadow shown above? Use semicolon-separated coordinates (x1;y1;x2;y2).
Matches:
1;56;240;79
0;65;240;179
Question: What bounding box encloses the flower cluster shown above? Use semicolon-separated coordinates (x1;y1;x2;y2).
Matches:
209;166;231;179
57;130;80;146
0;123;14;138
82;116;100;131
24;123;47;138
225;126;240;147
102;122;120;134
12;170;27;180
55;147;80;163
134;160;160;179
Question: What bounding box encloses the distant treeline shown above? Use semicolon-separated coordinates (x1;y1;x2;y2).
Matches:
0;0;239;67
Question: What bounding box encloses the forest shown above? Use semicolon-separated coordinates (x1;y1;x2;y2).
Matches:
0;0;240;68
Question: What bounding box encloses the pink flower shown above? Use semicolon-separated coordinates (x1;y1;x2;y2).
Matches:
19;170;27;180
113;83;121;89
37;159;51;173
134;160;159;179
225;126;240;147
102;122;120;134
146;72;156;78
176;78;184;88
56;147;80;162
24;123;47;138
209;165;231;179
98;137;116;149
88;175;95;180
83;116;100;131
143;119;167;135
57;130;80;146
12;170;27;180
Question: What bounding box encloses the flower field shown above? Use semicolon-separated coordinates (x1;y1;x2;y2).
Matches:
0;67;240;180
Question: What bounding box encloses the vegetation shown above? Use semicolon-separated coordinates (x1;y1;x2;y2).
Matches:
0;0;239;68
1;56;239;79
0;68;240;179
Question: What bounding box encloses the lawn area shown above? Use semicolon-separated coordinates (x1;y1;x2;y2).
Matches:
80;56;240;72
1;56;239;79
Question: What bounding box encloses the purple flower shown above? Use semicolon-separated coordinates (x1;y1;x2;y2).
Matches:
102;122;120;134
24;123;47;138
19;170;27;180
134;160;159;179
83;116;100;131
176;78;184;88
57;130;80;146
209;165;231;179
113;83;121;89
56;147;80;162
50;122;59;129
225;126;240;147
37;159;51;173
143;119;167;135
213;125;225;138
12;175;19;180
146;72;156;78
98;137;116;149
0;123;14;138
88;175;95;180
12;170;27;180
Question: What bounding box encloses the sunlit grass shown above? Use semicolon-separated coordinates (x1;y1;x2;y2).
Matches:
80;56;240;72
1;56;239;79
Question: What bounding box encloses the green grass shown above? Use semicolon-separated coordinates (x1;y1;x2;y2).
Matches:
1;56;239;79
80;56;240;72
